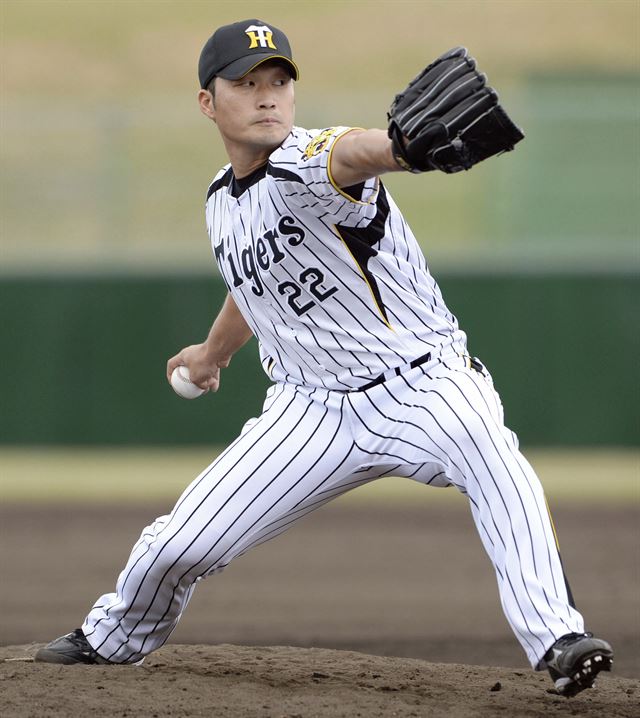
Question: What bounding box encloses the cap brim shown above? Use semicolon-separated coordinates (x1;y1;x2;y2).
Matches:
217;54;299;81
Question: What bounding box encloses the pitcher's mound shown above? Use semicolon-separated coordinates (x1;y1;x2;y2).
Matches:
1;643;636;717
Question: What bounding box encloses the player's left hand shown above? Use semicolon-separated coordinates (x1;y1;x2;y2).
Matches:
387;47;524;173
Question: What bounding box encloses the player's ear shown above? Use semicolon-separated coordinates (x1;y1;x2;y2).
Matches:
198;89;216;122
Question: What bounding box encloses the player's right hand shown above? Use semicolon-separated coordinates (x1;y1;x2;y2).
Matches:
166;343;231;393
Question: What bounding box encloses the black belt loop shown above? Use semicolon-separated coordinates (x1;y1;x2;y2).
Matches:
356;375;386;393
409;352;432;370
356;352;431;392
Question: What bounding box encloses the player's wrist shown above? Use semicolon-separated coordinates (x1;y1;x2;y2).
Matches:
388;129;417;173
201;337;233;367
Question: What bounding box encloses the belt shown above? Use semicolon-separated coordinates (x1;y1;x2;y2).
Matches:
355;352;432;392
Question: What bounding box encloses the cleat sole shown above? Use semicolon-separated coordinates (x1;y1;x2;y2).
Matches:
555;653;613;697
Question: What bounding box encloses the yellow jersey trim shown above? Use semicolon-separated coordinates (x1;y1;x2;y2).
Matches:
327;128;380;205
544;495;561;551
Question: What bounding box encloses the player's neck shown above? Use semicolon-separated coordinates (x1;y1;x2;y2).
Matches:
223;141;274;180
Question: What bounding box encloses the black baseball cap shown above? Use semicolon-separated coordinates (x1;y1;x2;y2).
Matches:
198;19;299;89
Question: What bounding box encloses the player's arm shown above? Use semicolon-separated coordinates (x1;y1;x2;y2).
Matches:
329;129;402;188
166;293;253;392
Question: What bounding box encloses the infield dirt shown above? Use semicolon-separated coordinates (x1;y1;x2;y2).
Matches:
1;502;638;716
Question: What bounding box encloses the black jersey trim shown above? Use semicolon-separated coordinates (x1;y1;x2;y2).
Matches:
341;182;365;202
229;164;268;198
206;167;234;200
334;183;392;327
206;156;363;202
266;163;305;185
207;163;293;201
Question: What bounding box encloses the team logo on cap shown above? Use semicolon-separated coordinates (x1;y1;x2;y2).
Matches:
245;24;277;49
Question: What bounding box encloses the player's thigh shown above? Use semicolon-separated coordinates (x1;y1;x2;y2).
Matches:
156;383;359;575
360;360;513;489
410;364;544;518
413;364;506;455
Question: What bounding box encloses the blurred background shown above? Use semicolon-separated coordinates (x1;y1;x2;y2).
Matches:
1;0;639;448
0;0;638;446
0;0;640;446
2;0;639;270
0;0;638;676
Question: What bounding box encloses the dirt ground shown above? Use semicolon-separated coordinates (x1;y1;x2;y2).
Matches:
1;501;638;717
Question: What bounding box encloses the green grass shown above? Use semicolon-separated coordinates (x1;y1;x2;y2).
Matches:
1;447;637;505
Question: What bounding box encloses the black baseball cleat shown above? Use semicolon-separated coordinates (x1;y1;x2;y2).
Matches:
544;632;613;697
35;628;111;665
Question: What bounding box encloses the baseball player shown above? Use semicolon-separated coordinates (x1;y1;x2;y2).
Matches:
37;19;613;697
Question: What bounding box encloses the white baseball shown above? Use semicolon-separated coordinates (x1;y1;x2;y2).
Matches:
170;366;207;400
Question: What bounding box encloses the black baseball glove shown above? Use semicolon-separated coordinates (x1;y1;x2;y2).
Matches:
387;47;524;173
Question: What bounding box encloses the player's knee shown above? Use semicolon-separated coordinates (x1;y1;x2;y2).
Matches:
172;532;241;581
133;522;222;577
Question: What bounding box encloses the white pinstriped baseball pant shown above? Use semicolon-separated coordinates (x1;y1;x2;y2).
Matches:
83;353;584;667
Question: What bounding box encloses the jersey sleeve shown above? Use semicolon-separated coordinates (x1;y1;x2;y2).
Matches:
271;127;380;227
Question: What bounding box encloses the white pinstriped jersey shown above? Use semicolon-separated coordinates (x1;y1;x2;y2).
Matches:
205;125;467;390
85;131;585;673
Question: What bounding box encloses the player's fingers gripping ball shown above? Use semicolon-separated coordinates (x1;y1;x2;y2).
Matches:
170;365;208;400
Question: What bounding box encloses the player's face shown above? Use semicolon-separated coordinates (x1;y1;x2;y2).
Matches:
200;63;295;158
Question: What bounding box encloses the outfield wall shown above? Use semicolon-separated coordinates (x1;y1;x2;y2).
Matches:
1;272;637;447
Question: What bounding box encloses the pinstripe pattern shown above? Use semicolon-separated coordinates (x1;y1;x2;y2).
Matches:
81;125;584;671
84;355;583;667
204;126;467;391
